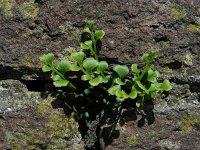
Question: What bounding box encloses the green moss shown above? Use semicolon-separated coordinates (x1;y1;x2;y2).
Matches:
171;6;187;20
180;112;200;133
187;24;200;33
18;1;39;19
0;0;16;17
126;135;137;146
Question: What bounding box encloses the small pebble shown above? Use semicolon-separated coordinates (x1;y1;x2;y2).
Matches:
192;100;199;105
6;108;12;112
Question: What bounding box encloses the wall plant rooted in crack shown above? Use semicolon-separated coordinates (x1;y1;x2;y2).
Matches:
40;20;172;149
40;20;172;116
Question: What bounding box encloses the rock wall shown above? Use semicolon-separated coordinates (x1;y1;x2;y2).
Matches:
0;0;200;149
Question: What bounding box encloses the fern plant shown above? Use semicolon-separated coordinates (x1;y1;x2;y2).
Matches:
40;20;172;110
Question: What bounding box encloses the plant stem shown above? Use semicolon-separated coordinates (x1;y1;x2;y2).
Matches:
90;48;98;61
52;66;77;90
68;83;77;90
90;31;99;61
139;63;150;81
78;63;92;79
99;85;107;91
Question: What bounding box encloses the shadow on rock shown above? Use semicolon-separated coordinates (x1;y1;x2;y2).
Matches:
42;88;155;150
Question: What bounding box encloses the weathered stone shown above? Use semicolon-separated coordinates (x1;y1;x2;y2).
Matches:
0;0;200;149
0;89;84;149
103;109;200;150
0;80;42;113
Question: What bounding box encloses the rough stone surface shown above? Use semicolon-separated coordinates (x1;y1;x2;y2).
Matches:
0;0;200;149
103;109;200;150
0;80;42;113
0;86;84;149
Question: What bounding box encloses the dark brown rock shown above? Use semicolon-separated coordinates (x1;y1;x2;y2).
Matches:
0;0;200;149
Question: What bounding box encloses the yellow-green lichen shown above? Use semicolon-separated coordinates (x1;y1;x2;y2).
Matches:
5;131;16;141
126;135;137;146
162;66;173;73
0;0;16;17
18;1;39;19
171;6;187;20
37;101;52;115
158;139;181;150
22;28;33;37
66;32;81;42
163;41;171;48
4;98;83;149
182;53;193;66
177;98;186;105
180;112;200;134
147;131;156;138
19;54;42;68
22;26;50;39
187;24;200;33
59;22;81;42
115;122;126;133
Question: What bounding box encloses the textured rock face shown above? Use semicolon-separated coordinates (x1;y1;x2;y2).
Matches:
0;80;42;113
102;109;200;150
0;80;84;149
0;0;200;149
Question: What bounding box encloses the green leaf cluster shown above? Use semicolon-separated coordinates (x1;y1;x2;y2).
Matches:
40;20;172;110
107;53;172;106
39;53;76;89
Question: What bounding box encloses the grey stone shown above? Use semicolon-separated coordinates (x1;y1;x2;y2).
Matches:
0;80;42;113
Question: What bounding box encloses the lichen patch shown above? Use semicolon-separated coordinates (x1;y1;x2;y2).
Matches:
18;1;39;19
171;6;187;20
0;0;16;17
